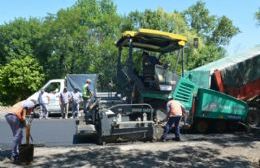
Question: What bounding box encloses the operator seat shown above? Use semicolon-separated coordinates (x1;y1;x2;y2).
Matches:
142;52;160;89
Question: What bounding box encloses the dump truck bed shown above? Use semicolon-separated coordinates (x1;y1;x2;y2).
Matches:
188;46;260;100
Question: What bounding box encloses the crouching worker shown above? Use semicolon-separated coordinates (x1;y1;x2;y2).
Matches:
161;96;185;142
5;99;36;162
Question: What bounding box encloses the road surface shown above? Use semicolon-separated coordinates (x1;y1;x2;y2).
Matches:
0;118;76;147
0;117;259;167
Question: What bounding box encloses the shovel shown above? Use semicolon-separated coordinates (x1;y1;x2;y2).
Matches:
19;117;34;164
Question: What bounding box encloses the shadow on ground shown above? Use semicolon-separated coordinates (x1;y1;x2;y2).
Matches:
185;132;260;148
28;146;253;167
0;149;11;160
1;132;259;167
0;145;255;168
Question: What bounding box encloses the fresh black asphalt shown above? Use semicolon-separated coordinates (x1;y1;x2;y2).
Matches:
0;118;76;147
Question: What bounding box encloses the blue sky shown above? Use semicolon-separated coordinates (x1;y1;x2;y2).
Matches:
0;0;259;56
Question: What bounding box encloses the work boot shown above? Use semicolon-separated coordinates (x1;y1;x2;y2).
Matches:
160;137;166;142
172;137;181;141
10;155;19;163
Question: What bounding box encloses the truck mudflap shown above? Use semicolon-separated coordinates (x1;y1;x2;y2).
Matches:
247;108;260;127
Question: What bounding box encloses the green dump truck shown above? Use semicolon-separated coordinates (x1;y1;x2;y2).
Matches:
171;46;260;132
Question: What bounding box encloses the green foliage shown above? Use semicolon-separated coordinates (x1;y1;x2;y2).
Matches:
256;8;260;25
121;8;196;74
37;0;121;82
187;44;226;69
0;0;241;102
0;18;43;64
183;1;215;35
181;1;239;69
183;1;240;46
120;4;238;73
211;16;240;46
0;56;45;105
123;8;189;33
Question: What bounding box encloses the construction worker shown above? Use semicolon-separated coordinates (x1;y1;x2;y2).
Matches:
71;88;82;119
82;79;92;113
59;87;71;119
38;89;50;119
161;96;185;142
4;99;36;161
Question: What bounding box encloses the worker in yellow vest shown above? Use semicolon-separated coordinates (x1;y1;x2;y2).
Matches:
82;79;93;114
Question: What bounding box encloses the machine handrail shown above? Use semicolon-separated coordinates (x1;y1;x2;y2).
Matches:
108;103;153;112
108;103;154;120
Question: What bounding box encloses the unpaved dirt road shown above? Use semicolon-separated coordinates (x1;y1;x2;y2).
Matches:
0;133;259;168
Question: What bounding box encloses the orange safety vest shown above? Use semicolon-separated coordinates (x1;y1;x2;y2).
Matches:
8;101;34;121
167;100;183;117
9;101;24;121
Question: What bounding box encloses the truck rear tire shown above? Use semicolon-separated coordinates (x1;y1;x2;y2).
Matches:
215;120;227;133
247;110;259;127
195;120;208;133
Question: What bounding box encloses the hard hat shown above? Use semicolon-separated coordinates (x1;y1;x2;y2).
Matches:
23;99;36;109
86;79;91;83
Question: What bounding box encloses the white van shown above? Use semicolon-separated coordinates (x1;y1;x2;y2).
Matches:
27;74;97;115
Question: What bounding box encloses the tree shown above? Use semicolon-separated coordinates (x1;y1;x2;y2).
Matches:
181;1;239;69
183;1;240;46
122;8;189;33
183;1;215;36
211;16;240;46
0;18;43;64
37;0;121;84
0;0;242;100
188;44;226;69
121;8;199;72
256;8;260;25
0;56;44;105
121;2;240;71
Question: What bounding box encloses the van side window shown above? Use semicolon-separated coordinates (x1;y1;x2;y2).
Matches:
44;82;60;93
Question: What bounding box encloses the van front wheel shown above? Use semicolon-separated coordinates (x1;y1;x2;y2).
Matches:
32;106;41;118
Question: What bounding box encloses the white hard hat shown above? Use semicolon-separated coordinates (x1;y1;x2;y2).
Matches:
23;99;36;108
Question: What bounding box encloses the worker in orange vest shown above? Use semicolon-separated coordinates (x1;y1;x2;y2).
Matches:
161;96;185;142
4;99;36;161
